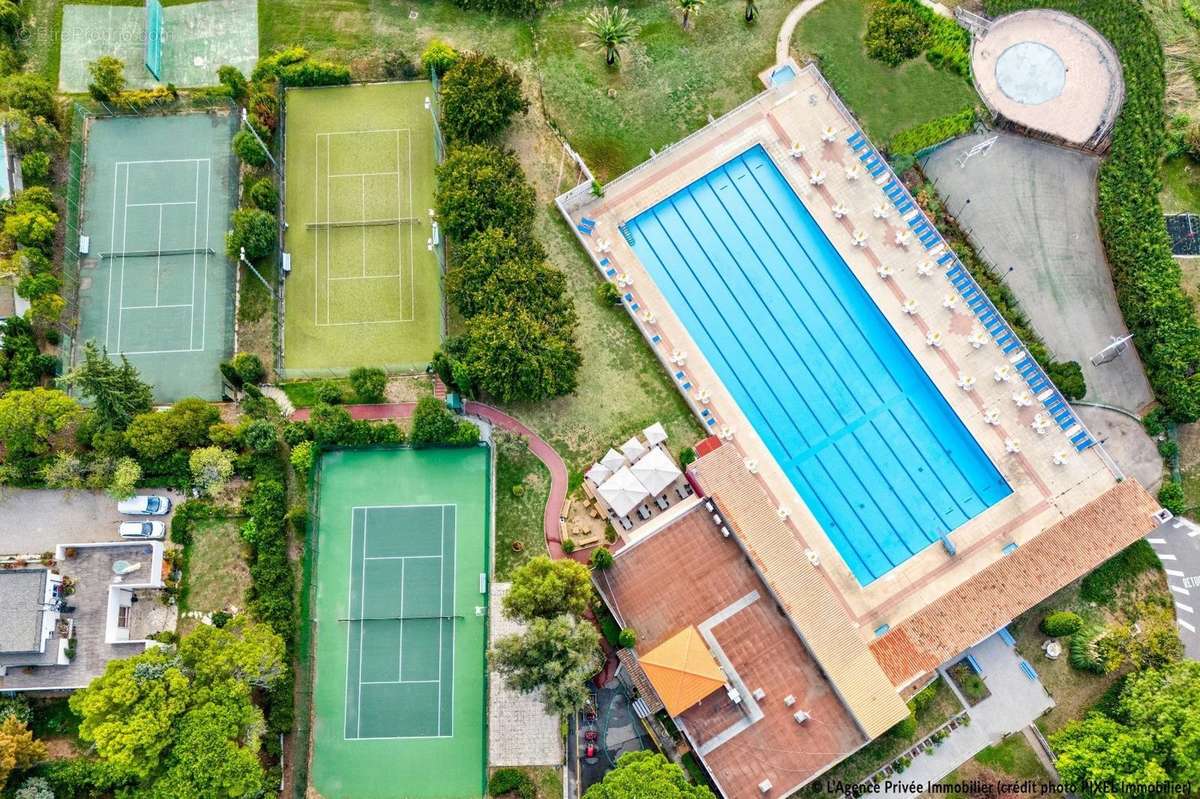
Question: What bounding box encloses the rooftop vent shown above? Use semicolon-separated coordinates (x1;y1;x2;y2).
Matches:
752;688;766;700
783;694;796;707
793;710;810;725
759;780;773;794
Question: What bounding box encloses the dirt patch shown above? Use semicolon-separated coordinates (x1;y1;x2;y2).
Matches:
384;375;434;403
43;737;81;759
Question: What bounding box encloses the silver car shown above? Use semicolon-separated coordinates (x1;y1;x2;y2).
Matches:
118;521;166;540
117;495;172;515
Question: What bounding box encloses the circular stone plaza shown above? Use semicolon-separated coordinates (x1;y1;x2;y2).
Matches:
971;9;1124;147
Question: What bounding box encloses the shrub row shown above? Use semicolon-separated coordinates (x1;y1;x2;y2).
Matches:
986;0;1200;420
889;108;976;156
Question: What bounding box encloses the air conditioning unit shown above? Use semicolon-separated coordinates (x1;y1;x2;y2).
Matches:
758;780;773;794
721;526;731;538
752;688;766;700
712;514;722;526
793;710;810;725
783;694;796;707
705;500;714;512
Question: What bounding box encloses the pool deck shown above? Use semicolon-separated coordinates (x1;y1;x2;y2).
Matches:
558;63;1122;640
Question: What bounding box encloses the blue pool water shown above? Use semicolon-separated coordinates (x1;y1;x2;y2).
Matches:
627;145;1011;584
769;64;797;86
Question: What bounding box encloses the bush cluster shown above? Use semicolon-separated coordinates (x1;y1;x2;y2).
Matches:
986;0;1200;420
439;53;529;144
865;0;969;76
448;0;546;18
488;768;535;799
1041;610;1084;637
408;396;479;447
1079;539;1162;606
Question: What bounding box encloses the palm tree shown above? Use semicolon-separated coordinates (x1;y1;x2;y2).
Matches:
677;0;705;30
583;6;641;67
744;0;757;22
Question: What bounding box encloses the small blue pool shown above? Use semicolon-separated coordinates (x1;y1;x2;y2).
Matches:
769;64;797;86
627;145;1011;584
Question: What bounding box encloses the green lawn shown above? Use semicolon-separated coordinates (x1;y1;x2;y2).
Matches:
279;378;354;409
1160;155;1200;214
178;517;252;634
790;0;979;146
494;430;551;580
943;733;1050;784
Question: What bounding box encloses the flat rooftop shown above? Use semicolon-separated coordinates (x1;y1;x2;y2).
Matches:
0;569;48;654
560;62;1125;638
597;506;866;799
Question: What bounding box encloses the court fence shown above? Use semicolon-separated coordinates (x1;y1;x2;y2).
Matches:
429;68;449;339
275;80;289;376
292;457;322;799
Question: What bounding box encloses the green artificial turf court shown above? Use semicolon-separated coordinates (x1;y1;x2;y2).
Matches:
310;447;489;799
282;83;443;377
74;111;237;402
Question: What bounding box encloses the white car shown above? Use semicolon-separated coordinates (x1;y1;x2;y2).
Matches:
117;495;172;516
118;521;166;540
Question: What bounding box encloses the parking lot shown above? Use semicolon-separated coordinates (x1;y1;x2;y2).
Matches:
0;488;183;556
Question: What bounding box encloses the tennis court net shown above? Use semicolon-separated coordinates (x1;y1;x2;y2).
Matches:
100;247;215;259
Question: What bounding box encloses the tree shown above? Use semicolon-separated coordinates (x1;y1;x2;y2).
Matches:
0;74;58;121
290;440;315;474
125;399;219;462
503;556;594;621
106;457;142;501
308;403;353;446
231;130;269;168
20;151;51;185
41;451;84;489
239;419;278;454
1119;661;1200;781
1051;714;1167;795
421;40;459;76
0;717;47;793
676;0;704;29
584;751;715;799
70;619;283;791
453;309;582;404
1;111;61;156
348;367;387;404
14;776;55;799
216;65;248;103
583;7;641;66
434;145;536;242
743;0;757;22
0;388;81;459
5;207;58;251
490;614;599;715
408;396;479;448
439;53;529;144
62;341;153;432
188;447;235;496
230;352;265;385
87;56;126;101
225;209;276;261
590;547;614;570
444;228;568;322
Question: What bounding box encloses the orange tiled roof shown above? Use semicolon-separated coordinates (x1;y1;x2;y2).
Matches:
870;479;1160;688
639;626;727;716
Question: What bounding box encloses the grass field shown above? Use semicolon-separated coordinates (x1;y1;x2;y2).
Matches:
494;430;551;579
1161;155;1200;214
310;447;489;799
282;82;442;376
790;0;979;145
75;111;237;402
942;733;1050;784
178;517;252;635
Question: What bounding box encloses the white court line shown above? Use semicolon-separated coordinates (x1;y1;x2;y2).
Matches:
155;205;163;306
1170;584;1190;595
356;508;369;739
104;162;120;350
1147;538;1167;544
398;557;405;683
437;504;444;737
122;303;193;311
329;170;401;177
328;274;403;281
188;160;200;351
1160;553;1178;561
361;679;440;685
1180;619;1196;633
126;200;197;207
364;554;440;561
1167;568;1186;577
116;165;131;352
1176;602;1194;614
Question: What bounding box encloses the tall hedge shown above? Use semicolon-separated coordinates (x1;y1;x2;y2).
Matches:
986;0;1200;420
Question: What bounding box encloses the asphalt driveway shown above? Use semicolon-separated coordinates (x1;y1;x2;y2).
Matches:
0;488;183;556
1147;516;1200;660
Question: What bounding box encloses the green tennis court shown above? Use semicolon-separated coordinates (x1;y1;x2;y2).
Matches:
75;112;237;402
311;448;489;798
282;83;443;377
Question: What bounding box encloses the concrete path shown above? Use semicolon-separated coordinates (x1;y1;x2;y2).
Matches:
290;400;570;553
1073;404;1163;491
922;131;1153;414
1146;516;1200;659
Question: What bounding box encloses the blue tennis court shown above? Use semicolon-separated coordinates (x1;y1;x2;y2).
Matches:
627;144;1011;585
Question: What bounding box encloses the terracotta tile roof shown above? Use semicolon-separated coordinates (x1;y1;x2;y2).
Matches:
688;445;909;739
870;479;1161;688
615;648;665;714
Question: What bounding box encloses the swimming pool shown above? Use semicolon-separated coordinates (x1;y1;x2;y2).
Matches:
627;145;1011;584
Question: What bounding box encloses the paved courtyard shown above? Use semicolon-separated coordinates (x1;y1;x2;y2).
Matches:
923;131;1153;414
0;489;182;556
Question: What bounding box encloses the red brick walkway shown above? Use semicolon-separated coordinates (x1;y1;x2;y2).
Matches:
290;400;570;554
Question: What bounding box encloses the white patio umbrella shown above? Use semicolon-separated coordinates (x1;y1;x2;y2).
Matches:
643;421;668;447
597;466;650;518
620;436;648;462
585;462;613;487
600;448;626;473
630;446;682;496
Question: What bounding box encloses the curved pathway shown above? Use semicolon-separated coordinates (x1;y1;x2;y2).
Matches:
290;401;570;557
